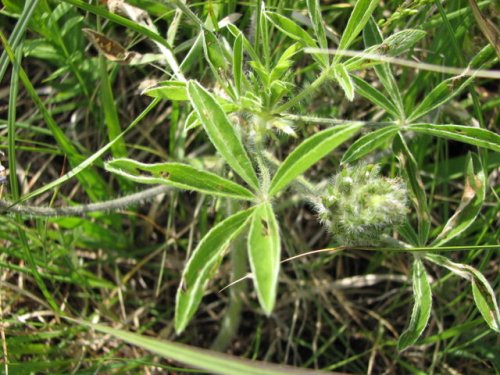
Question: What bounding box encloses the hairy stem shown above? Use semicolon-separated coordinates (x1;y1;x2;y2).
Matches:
0;185;171;217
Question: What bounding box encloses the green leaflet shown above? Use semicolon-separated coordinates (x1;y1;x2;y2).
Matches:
269;122;363;196
187;80;259;190
175;207;255;334
393;134;431;246
398;256;432;351
432;153;486;246
335;0;379;63
334;63;354;101
426;253;500;332
351;75;400;118
408;75;475;122
142;80;188;101
407;124;500;153
342;125;399;164
247;203;281;315
105;158;255;201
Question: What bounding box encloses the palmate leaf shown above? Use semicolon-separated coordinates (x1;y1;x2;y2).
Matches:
175;207;255;334
269;122;363;196
187;80;260;190
105;158;255;201
248;203;281;315
398;256;432;351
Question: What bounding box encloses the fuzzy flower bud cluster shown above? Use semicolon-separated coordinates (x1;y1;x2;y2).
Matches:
313;164;408;246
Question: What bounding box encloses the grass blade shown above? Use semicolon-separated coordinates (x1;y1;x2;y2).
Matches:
265;11;316;48
0;0;39;83
14;99;160;204
247;203;280;315
269;123;363;196
79;320;329;374
0;31;110;201
105;159;255;201
187;80;259;190
175;208;255;333
398;256;432;351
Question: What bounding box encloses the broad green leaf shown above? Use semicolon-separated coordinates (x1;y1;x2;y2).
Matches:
342;125;399;164
335;0;379;63
265;11;317;48
142;81;188;101
269;122;363;196
432;153;485;246
105;158;255;201
425;254;500;332
407;75;475;122
334;63;355;101
82;321;324;374
351;75;400;117
175;208;255;333
363;18;404;118
233;34;243;96
398;257;432;351
407;124;500;152
187;80;259;190
248;203;280;314
393;134;430;246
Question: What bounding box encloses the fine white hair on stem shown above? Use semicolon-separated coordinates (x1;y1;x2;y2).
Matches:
0;185;172;217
